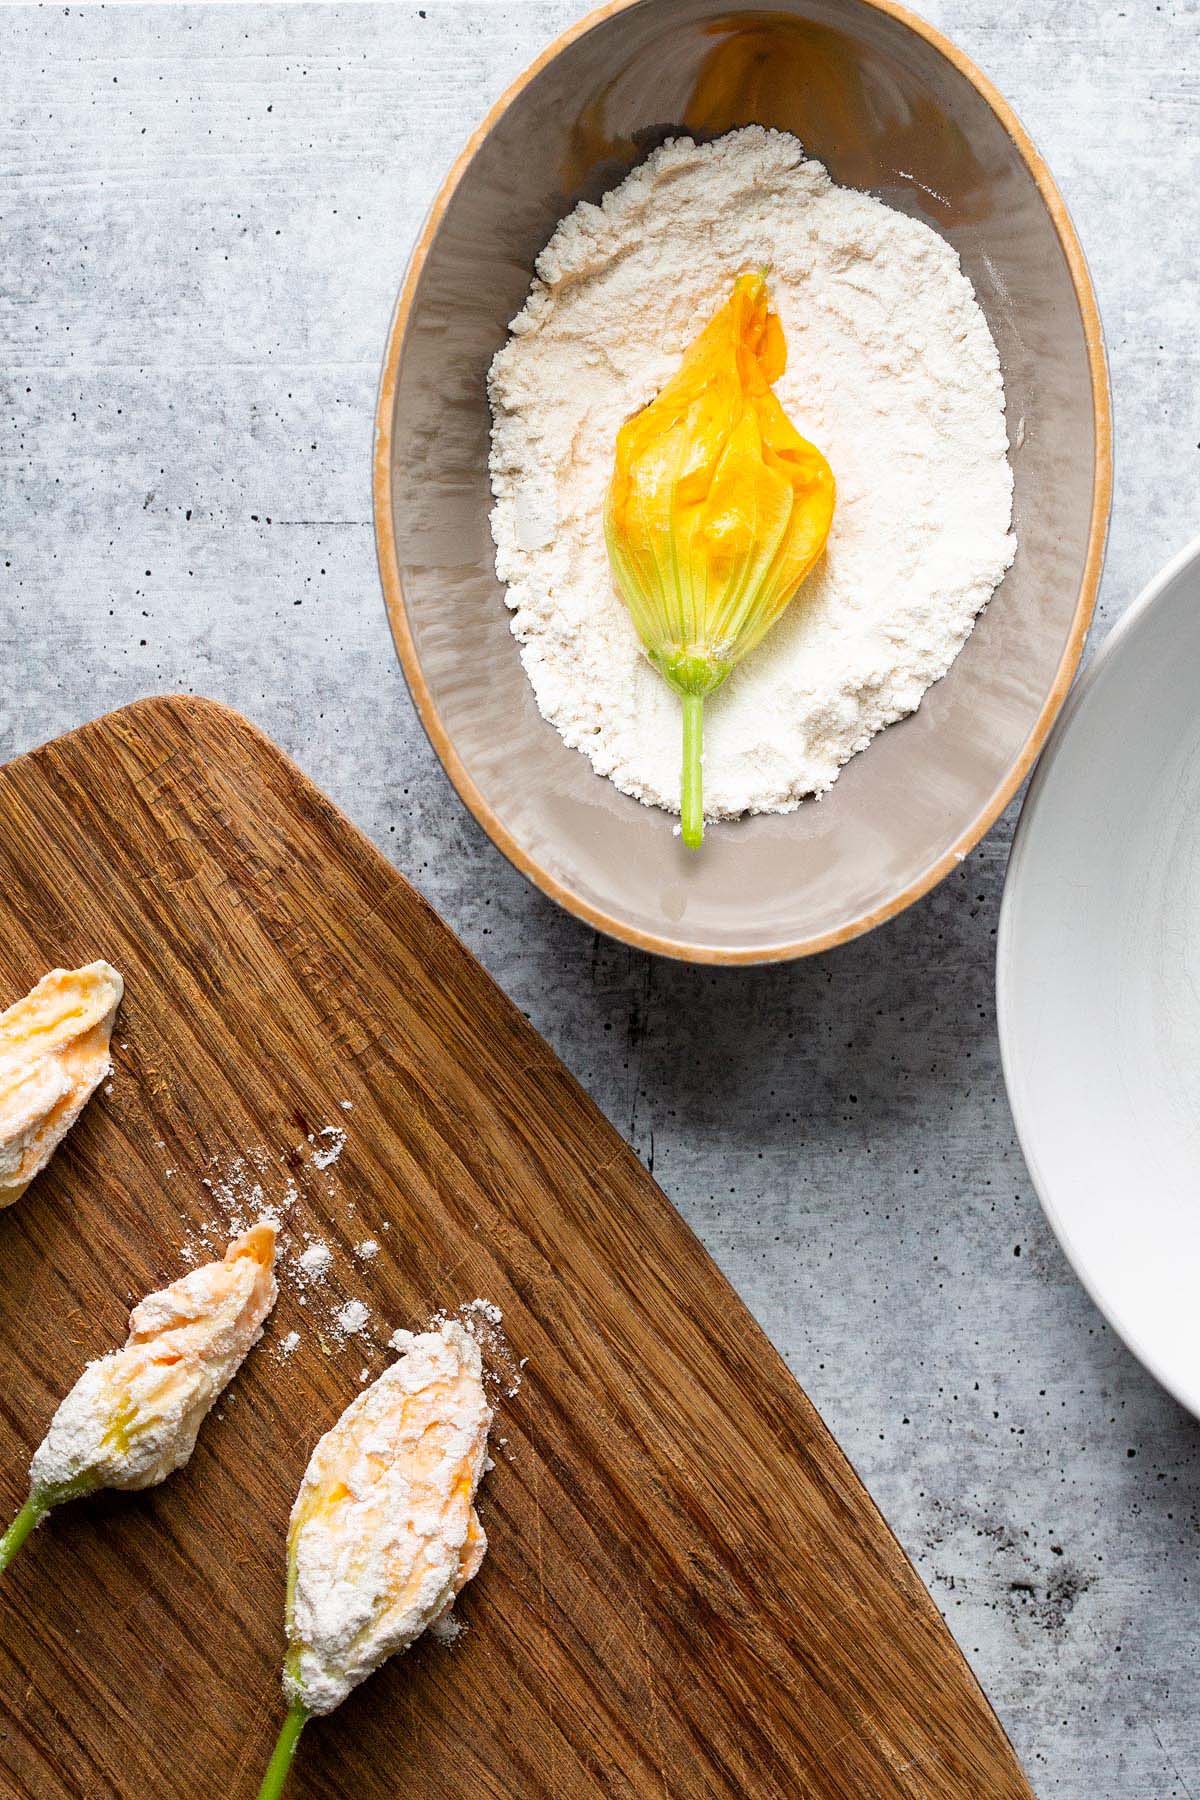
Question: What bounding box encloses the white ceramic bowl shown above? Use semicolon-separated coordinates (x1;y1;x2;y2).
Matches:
998;535;1200;1416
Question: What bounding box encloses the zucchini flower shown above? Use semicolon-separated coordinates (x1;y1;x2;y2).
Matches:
605;271;835;847
257;1319;492;1800
0;1223;277;1571
0;961;123;1207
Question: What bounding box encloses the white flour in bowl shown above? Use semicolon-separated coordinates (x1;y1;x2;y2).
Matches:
487;127;1016;821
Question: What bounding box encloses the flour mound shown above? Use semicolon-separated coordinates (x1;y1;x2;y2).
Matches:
487;127;1016;820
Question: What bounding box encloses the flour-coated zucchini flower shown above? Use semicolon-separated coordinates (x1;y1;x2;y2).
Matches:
256;1318;493;1800
0;961;124;1207
0;1224;277;1572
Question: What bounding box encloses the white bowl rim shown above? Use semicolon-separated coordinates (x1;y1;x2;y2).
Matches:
997;529;1200;1419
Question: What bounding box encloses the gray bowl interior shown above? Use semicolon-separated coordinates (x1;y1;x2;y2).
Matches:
386;0;1100;957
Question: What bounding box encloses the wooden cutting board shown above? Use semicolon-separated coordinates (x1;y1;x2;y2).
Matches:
0;698;1032;1800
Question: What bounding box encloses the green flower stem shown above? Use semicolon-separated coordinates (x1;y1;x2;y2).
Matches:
0;1496;48;1574
257;1700;308;1800
681;692;704;851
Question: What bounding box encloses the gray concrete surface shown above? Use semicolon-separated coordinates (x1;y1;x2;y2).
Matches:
2;2;1198;1793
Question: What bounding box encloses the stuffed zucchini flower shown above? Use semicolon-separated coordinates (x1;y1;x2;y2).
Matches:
0;1223;277;1570
606;270;835;847
0;961;123;1207
257;1319;492;1799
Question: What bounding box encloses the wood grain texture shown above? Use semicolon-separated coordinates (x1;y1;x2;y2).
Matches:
0;698;1031;1799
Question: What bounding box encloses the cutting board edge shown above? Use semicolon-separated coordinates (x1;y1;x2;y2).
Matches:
0;693;1033;1797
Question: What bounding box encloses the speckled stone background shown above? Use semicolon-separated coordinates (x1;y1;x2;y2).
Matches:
2;2;1198;1794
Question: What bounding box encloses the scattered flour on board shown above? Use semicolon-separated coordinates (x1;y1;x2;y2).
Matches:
309;1126;346;1170
167;1128;367;1359
429;1610;466;1646
334;1299;371;1338
299;1241;333;1282
158;1129;522;1404
488;126;1016;821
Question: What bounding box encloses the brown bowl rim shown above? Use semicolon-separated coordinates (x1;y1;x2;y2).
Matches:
372;0;1113;966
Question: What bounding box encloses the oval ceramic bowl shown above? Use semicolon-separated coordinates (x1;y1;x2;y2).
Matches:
998;537;1200;1420
374;0;1111;963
